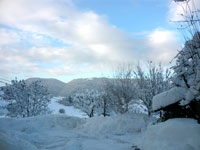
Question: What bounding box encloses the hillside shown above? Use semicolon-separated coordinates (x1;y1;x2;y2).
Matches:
26;77;109;97
26;78;67;96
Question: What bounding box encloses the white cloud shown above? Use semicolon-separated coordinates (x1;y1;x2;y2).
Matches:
147;29;180;63
168;0;200;21
0;0;181;81
0;28;20;46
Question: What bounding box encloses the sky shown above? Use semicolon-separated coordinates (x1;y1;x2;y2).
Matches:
0;0;199;83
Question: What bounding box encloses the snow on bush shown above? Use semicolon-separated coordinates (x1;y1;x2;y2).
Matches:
171;32;200;106
80;113;151;135
128;100;148;114
72;89;108;117
0;100;9;116
1;79;51;117
152;87;187;111
134;62;171;115
142;118;200;150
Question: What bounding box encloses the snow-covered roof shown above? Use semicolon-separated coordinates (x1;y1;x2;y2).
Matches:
152;87;187;111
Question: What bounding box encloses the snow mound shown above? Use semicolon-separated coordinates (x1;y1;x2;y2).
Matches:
152;87;187;111
0;115;85;150
81;113;151;135
0;115;85;133
0;130;38;150
0;114;147;150
143;118;200;150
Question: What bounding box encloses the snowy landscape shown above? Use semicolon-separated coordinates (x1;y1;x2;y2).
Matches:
0;0;200;150
0;96;200;150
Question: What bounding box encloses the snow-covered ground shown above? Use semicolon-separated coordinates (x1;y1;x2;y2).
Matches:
1;97;200;150
48;97;87;118
0;113;150;150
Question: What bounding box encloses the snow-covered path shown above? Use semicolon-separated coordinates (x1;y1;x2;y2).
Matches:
0;114;147;150
48;97;87;118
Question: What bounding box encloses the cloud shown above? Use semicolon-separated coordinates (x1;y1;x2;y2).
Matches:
147;29;180;63
168;0;200;21
0;0;181;81
0;28;20;46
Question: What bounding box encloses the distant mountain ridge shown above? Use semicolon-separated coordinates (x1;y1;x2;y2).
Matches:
26;78;66;96
26;77;109;97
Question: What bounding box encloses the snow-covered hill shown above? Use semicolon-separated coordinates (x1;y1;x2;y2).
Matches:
26;77;108;97
26;78;66;96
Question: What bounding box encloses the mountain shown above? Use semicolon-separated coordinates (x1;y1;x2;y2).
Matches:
26;77;109;97
26;78;66;96
61;78;108;95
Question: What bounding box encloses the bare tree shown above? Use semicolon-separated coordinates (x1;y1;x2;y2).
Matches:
104;63;136;113
72;89;105;117
134;62;171;116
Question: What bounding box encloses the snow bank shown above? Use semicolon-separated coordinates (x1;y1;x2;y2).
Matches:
0;115;85;132
0;113;148;150
0;130;38;150
80;113;151;135
143;118;200;150
0;115;85;150
152;87;187;111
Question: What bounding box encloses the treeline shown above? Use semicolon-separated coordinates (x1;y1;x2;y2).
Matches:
60;62;171;117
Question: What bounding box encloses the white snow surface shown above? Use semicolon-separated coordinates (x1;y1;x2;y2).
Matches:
143;118;200;150
0;113;150;150
152;87;187;111
48;97;87;118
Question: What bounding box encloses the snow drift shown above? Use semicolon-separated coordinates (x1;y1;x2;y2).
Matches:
0;115;85;150
142;118;200;150
81;113;151;135
0;113;150;150
0;130;38;150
